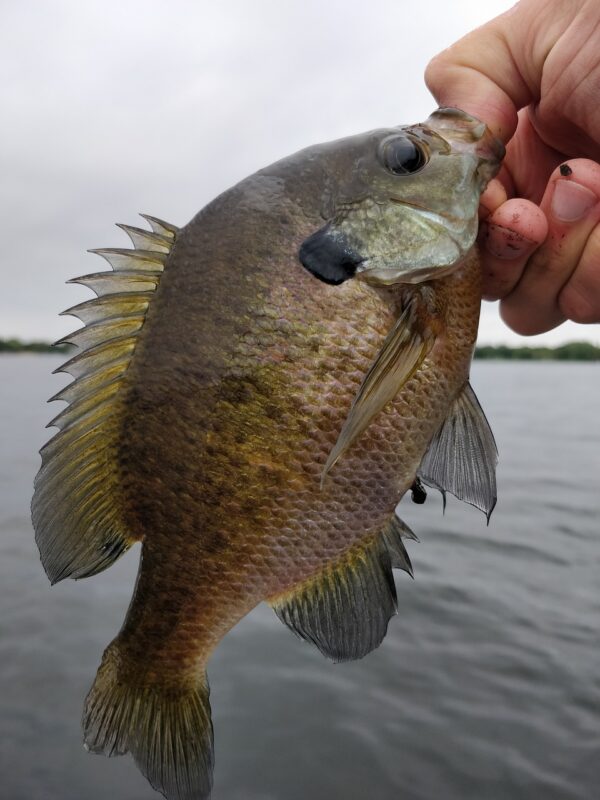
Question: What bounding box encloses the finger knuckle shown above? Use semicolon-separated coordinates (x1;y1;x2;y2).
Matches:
424;56;446;91
558;284;598;324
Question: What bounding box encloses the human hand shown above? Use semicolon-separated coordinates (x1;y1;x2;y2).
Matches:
425;0;600;334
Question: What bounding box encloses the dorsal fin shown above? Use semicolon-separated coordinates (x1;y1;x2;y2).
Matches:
116;223;172;253
139;213;179;238
418;381;498;520
31;215;178;584
269;513;416;662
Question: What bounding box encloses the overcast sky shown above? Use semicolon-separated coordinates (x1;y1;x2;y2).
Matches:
2;0;597;346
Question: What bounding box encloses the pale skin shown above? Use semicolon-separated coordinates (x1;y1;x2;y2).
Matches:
425;0;600;335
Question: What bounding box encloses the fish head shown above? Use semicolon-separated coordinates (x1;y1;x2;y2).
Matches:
299;107;504;286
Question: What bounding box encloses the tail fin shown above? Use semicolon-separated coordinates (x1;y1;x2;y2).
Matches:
83;642;214;800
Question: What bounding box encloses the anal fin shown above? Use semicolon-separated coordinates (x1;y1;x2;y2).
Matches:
270;514;417;662
382;514;418;577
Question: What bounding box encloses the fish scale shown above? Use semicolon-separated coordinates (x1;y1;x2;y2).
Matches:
32;108;503;799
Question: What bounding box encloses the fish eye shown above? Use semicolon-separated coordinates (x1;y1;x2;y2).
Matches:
380;135;427;175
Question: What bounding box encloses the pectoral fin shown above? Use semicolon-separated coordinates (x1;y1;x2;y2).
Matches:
322;300;434;482
418;381;498;520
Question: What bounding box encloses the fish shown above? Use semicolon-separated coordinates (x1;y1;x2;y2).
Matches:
32;107;504;800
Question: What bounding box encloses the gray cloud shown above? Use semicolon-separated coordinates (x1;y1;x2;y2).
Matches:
2;0;591;346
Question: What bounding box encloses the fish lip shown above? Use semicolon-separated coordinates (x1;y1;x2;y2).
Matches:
356;260;460;286
473;126;505;182
475;133;505;165
426;107;505;176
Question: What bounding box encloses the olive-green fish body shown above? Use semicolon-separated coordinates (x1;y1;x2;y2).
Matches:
32;108;503;799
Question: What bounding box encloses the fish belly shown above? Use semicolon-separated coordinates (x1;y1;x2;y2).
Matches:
113;237;481;672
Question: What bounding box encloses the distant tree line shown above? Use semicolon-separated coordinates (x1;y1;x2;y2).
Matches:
0;338;73;354
1;337;599;361
475;342;600;361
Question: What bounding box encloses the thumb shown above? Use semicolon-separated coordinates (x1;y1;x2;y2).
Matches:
424;1;569;143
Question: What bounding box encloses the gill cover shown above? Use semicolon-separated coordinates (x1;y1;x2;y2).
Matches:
299;107;504;286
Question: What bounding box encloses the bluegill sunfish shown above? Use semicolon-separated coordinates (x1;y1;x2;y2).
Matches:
32;107;504;799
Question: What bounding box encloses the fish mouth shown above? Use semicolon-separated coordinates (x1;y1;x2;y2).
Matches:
426;107;505;182
476;133;505;164
357;260;461;286
475;129;505;183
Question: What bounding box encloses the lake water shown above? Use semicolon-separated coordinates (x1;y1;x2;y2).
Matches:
1;355;599;800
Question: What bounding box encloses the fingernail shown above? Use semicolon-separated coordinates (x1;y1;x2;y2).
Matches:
551;179;598;222
483;223;536;260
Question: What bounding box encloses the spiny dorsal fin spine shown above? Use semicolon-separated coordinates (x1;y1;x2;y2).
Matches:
54;335;138;379
49;361;129;404
40;403;118;461
55;315;145;352
62;292;153;325
116;224;172;253
139;213;179;238
68;271;161;297
87;248;167;272
39;424;108;464
32;215;178;584
47;378;121;431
